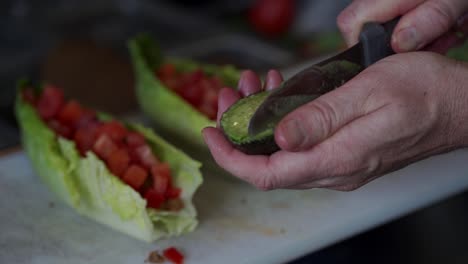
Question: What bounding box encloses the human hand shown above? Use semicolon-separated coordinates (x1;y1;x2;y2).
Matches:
202;53;468;191
337;0;468;53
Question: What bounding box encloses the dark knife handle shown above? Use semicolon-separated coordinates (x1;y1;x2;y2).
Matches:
359;17;401;67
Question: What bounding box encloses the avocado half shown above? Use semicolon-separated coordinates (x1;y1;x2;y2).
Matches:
220;60;363;155
220;91;279;155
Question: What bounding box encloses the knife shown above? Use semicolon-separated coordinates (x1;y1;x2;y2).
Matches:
248;17;400;136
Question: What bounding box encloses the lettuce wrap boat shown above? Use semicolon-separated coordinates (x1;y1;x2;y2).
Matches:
128;34;240;149
15;82;203;242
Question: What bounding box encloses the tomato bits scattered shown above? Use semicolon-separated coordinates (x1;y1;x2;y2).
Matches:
155;63;223;120
163;247;184;264
22;86;183;211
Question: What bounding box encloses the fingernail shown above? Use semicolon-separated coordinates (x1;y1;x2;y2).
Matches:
281;119;306;150
394;27;421;52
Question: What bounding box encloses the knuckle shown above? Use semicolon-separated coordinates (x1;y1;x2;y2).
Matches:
425;1;457;30
252;175;275;191
305;99;337;138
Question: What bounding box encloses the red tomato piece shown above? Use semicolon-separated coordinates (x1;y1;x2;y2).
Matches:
74;123;100;156
93;134;118;160
122;165;148;190
151;163;171;195
125;132;146;148
208;76;223;90
144;189;165;209
166;187;181;199
37;85;65;120
98;120;127;142
163;247;184;264
57;100;83;126
134;145;159;169
183;69;204;84
156;63;176;80
74;108;98;129
107;148;130;177
178;82;203;107
47;119;73;139
22;88;37;106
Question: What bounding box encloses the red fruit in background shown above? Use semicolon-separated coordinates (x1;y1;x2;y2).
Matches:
248;0;295;37
37;85;65;119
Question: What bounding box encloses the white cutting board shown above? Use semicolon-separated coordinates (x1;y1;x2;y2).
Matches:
1;148;468;264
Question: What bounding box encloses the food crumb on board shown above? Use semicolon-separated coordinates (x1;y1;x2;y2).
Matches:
145;250;165;263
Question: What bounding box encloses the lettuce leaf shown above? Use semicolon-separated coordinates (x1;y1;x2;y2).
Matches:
128;34;240;148
15;92;203;242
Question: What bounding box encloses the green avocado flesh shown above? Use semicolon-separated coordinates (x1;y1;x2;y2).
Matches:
220;91;279;155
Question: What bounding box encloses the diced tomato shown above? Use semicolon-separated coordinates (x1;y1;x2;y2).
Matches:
151;163;171;195
166;187;181;199
57;100;83;126
74;109;97;129
144;189;165;209
98;120;127;142
74;123;100;156
208;76;223;90
47;119;73;139
107;148;130;177
157;63;176;80
22;88;37;106
134;145;159;169
125;132;146;148
178;83;203;107
182;69;204;84
163;247;184;264
122;165;148;190
93;134;118;160
37;85;65;119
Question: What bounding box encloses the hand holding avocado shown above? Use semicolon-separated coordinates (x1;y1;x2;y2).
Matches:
202;0;468;191
203;53;468;191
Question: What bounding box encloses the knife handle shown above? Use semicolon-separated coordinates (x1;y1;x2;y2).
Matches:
359;17;401;67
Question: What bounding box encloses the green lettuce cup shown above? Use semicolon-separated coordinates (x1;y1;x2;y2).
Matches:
15;82;203;242
128;34;240;150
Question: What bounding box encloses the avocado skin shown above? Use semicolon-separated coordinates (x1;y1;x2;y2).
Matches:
222;127;279;155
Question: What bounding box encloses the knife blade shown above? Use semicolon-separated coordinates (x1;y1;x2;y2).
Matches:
248;17;400;136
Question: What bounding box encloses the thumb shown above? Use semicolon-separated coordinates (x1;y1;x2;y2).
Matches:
392;0;468;52
274;85;366;152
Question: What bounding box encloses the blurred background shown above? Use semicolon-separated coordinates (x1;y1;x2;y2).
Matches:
1;0;468;263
